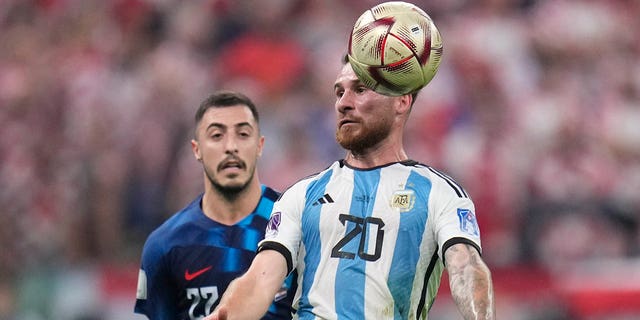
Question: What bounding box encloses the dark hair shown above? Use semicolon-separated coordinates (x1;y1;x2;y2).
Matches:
342;54;419;105
195;91;260;125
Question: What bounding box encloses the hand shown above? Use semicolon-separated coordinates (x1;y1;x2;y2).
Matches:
204;307;227;320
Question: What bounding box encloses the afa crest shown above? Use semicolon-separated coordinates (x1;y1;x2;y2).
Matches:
391;190;415;212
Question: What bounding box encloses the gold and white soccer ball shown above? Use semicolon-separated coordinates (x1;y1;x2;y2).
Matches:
348;1;443;96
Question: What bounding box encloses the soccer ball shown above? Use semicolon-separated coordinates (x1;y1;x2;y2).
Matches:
348;1;443;96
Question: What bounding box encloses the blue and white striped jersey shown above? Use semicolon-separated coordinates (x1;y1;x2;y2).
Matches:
259;160;482;320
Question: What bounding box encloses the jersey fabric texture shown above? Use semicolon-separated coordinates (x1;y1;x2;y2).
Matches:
259;160;482;320
135;185;296;320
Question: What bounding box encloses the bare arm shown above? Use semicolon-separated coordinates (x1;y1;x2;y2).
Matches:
205;250;289;320
444;243;495;320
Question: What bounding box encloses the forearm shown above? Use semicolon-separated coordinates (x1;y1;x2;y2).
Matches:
207;250;288;320
445;243;495;320
215;273;275;319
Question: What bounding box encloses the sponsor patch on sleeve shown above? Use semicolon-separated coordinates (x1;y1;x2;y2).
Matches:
457;208;479;236
265;211;282;238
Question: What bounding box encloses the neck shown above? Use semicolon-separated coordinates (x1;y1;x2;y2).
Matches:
344;141;408;169
201;178;262;225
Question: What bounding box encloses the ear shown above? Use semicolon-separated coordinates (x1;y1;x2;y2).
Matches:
396;93;413;115
257;135;265;157
191;139;202;161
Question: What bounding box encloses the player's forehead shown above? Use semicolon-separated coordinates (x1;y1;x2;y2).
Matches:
200;105;257;129
334;63;360;88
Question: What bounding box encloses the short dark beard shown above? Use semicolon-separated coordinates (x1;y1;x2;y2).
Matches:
204;166;254;202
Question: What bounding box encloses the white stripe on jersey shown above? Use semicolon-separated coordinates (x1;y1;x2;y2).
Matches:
259;160;482;320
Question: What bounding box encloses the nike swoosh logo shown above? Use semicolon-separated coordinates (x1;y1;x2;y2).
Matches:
184;266;212;281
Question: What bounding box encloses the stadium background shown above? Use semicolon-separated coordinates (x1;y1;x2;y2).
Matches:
1;0;639;319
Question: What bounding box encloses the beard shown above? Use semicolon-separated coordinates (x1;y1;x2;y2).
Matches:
336;116;393;153
204;164;255;201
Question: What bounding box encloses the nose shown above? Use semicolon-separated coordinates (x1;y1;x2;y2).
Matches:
224;136;239;154
336;90;355;114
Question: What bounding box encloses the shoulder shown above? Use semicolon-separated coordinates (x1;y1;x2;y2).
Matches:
403;161;470;199
262;185;281;202
142;195;203;253
279;161;341;198
254;186;281;220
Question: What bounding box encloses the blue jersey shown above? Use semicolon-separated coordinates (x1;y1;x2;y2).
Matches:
135;185;296;320
259;161;482;320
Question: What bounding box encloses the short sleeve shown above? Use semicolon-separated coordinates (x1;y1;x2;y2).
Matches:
258;180;309;274
134;234;177;319
430;179;483;260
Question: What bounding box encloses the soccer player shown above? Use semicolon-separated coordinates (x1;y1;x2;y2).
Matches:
206;59;495;320
134;91;296;320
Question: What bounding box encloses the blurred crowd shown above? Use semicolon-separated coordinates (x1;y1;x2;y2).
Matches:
1;0;639;319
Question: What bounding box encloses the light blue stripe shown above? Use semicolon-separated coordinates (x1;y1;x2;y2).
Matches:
388;171;431;319
254;185;272;220
335;169;380;319
298;170;333;318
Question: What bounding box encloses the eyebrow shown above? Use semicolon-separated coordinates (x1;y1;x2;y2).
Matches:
334;79;362;90
206;122;254;131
